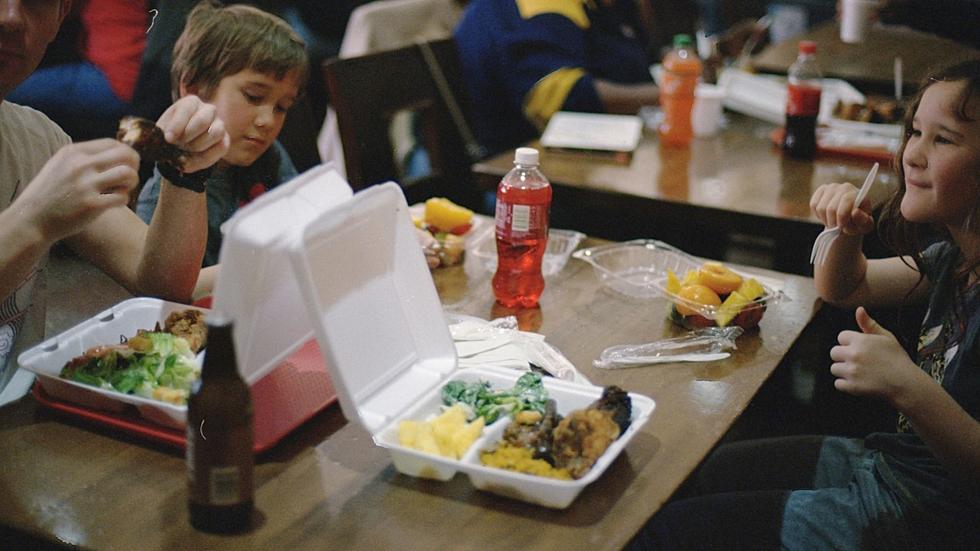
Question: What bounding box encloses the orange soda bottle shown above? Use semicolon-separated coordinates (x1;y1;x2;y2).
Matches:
658;34;703;147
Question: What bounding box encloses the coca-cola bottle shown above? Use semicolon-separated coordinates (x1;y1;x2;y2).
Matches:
187;315;254;533
782;40;822;159
492;147;552;308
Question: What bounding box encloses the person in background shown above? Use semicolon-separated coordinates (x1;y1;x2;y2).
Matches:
454;0;660;156
136;0;307;270
0;0;228;402
6;0;148;140
629;59;980;549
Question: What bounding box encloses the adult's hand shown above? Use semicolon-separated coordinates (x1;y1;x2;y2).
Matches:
14;139;139;245
156;94;230;173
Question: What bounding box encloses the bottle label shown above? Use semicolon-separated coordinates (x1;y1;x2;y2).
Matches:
209;466;241;505
496;201;547;238
786;84;822;116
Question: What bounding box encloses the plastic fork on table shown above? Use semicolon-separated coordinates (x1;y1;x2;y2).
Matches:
810;162;879;265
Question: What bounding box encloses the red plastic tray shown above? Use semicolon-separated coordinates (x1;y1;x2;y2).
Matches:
770;127;895;162
33;338;337;454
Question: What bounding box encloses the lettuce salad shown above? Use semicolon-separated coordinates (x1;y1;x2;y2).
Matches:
59;332;200;405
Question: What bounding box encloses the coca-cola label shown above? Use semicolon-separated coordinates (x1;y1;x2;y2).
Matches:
786;84;821;116
496;201;547;237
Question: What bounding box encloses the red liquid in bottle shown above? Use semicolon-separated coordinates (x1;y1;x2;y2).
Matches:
493;153;552;308
783;84;821;158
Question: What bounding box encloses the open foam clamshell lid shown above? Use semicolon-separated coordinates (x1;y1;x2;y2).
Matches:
287;182;458;434
211;164;354;384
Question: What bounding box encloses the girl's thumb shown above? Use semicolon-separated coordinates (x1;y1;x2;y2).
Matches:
856;306;885;335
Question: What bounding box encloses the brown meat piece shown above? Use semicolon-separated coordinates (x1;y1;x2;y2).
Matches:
117;116;187;170
552;408;620;479
164;309;207;352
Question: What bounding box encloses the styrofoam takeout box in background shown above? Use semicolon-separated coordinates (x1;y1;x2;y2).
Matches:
288;182;655;508
18;298;206;428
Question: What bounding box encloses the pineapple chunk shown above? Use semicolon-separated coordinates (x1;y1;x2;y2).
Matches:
736;278;766;302
666;270;682;295
715;291;752;327
399;404;484;459
424;197;473;232
451;416;485;458
680;269;702;288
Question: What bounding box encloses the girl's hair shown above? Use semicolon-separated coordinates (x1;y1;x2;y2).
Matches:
877;59;980;283
170;0;308;101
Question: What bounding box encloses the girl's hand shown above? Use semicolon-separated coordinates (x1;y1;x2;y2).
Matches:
157;95;230;173
809;182;875;236
830;307;924;405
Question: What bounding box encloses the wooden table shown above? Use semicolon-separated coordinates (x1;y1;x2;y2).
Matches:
0;243;819;550
752;20;980;94
472;112;895;274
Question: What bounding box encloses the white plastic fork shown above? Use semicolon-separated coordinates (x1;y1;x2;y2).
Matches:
810;162;879;265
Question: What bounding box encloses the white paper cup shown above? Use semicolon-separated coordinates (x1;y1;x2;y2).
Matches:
692;84;725;137
840;0;878;43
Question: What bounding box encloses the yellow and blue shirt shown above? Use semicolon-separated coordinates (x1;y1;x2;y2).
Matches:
455;0;652;155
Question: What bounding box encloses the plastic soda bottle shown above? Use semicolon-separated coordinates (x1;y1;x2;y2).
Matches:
782;40;822;159
493;147;552;308
187;315;254;533
658;34;703;147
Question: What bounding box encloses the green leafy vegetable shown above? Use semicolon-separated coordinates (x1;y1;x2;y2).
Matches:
60;332;200;405
441;372;548;424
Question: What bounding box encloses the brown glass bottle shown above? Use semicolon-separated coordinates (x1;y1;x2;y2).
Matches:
186;316;254;533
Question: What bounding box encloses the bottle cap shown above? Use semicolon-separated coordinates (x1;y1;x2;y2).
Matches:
798;40;816;54
514;147;539;166
673;34;693;47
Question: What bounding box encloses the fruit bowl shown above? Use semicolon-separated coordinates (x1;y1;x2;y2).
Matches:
572;240;782;329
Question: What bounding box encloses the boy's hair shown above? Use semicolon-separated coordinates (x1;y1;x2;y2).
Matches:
170;0;308;101
878;59;980;285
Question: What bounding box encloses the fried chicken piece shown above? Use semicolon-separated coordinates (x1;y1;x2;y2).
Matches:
117;116;187;170
552;408;620;479
590;385;632;434
164;309;207;352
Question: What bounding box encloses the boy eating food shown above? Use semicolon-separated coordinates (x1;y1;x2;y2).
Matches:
136;0;308;267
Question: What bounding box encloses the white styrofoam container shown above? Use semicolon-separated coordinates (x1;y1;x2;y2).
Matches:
18;298;205;428
288;182;655;508
17;164;355;430
212;164;353;385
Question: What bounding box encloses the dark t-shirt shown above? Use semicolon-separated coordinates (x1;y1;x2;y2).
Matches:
867;241;980;526
454;0;653;155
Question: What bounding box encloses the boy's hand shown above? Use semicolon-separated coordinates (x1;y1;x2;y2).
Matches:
809;182;875;236
830;307;924;405
16;139;139;244
157;95;230;173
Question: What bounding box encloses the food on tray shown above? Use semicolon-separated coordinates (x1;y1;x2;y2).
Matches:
60;330;200;405
832;99;905;125
667;261;767;329
480;444;572;480
398;404;486;459
481;385;632;480
116;116;187;170
442;371;547;424
163;309;207;352
413;197;473;268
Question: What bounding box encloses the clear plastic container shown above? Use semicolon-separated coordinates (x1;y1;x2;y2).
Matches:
572;240;785;327
469;226;585;277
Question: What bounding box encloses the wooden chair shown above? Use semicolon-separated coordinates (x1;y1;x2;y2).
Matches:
322;38;484;210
